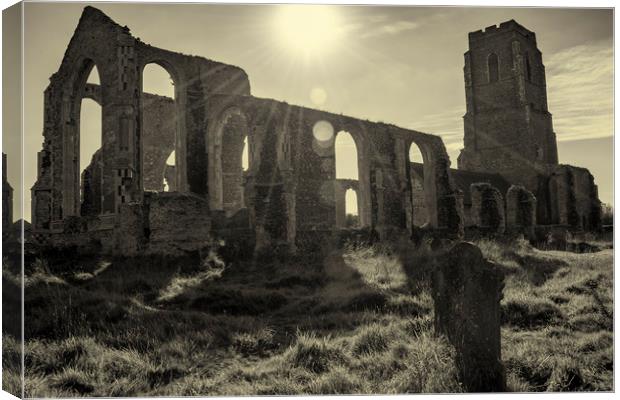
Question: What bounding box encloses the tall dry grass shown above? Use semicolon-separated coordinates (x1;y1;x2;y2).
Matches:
3;235;613;395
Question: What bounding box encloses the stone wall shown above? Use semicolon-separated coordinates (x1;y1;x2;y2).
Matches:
31;6;249;233
505;185;536;236
334;179;359;228
143;192;211;256
204;94;464;249
409;166;428;227
470;183;505;234
545;165;601;230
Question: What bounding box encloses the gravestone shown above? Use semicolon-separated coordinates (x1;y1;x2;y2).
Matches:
432;241;506;392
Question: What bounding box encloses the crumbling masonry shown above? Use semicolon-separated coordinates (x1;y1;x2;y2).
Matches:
31;8;601;255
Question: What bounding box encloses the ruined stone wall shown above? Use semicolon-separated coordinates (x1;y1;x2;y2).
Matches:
141;92;176;191
334;179;359;228
545;165;601;230
80;149;102;216
32;6;249;234
142;192;211;255
409;166;428;227
80;86;178;214
505;185;536;236
470;183;505;234
570;167;601;231
205;94;464;249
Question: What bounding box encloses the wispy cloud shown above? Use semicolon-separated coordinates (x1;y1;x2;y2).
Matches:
341;14;420;39
361;20;419;38
406;40;613;150
546;40;613;142
408;106;464;149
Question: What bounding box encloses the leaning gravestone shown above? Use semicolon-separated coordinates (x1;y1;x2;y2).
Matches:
432;241;506;392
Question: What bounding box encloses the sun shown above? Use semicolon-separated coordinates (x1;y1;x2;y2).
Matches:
274;5;343;58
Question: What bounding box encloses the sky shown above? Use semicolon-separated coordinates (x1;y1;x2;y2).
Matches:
4;2;614;222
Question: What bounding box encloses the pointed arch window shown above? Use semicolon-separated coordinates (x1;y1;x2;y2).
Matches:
525;52;532;82
488;53;499;83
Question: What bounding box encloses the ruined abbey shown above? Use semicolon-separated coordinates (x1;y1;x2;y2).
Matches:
29;7;602;255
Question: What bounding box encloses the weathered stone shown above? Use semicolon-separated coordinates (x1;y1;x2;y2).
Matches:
506;185;536;237
33;7;466;254
432;242;506;392
543;165;601;231
143;192;212;256
470;183;505;234
457;20;601;232
31;9;603;256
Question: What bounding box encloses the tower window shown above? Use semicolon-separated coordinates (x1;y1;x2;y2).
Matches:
488;53;499;83
525;52;532;82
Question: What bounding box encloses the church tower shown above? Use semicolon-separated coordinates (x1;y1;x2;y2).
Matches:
457;20;558;190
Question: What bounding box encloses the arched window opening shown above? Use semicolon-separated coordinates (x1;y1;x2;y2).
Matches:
525;52;532;82
220;114;248;215
79;65;102;217
345;188;359;228
163;150;176;192
86;65;100;84
488;53;499;83
142;63;177;192
408;142;428;227
408;143;424;165
242;136;249;172
335;131;358;180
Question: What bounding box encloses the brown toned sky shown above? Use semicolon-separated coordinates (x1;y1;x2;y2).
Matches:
3;2;614;221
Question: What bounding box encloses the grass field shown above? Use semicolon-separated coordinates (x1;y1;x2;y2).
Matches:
2;236;613;396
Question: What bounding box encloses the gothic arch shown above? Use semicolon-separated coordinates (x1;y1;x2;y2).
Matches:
333;122;371;227
139;59;187;193
63;56;106;218
207;106;253;212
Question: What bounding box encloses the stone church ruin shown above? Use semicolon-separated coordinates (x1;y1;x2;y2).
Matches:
30;8;602;255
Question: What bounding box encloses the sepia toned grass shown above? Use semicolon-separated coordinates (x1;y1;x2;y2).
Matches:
3;235;612;396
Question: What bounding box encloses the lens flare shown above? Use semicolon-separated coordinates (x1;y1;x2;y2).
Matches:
312;120;334;142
